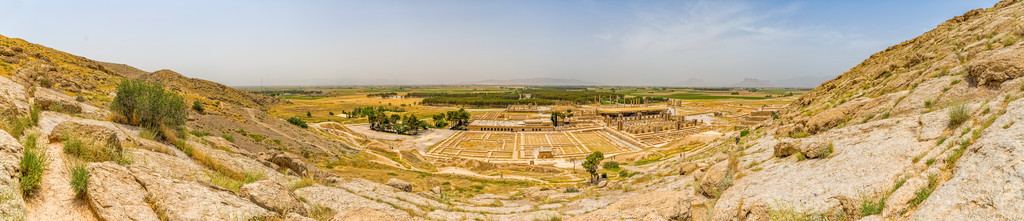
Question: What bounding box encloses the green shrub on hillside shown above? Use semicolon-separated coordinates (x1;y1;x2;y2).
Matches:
192;100;204;113
20;134;47;197
70;164;89;199
110;79;187;142
948;103;970;129
287;117;309;128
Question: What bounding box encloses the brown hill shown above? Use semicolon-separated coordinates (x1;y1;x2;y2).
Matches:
99;63;282;109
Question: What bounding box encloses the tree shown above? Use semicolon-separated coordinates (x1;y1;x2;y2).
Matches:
306;111;312;117
582;151;604;184
110;79;187;142
445;108;471;130
329;111;335;116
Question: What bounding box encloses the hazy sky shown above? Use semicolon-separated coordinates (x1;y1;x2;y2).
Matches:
0;0;1001;86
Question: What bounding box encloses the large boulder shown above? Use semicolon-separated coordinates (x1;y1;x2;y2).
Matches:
0;130;25;220
331;207;396;221
798;138;833;159
293;185;412;220
572;191;691;221
967;44;1024;87
239;180;307;214
773;138;801;157
85;162;160;221
47;120;123;150
386;178;413;192
882;176;927;217
0;76;29;116
33;87;83;114
678;162;698;176
699;161;734;198
130;166;276;220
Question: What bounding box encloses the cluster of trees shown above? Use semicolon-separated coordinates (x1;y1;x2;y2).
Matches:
549;110;574;127
524;89;620;104
343;106;405;118
431;108;471;130
249;89;324;97
110;79;187;142
368;113;429;135
366;92;398;98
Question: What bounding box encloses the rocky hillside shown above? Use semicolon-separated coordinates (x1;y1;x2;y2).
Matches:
2;1;1024;220
697;0;1024;220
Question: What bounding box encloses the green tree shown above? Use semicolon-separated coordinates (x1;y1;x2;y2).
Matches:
582;151;604;184
110;79;187;141
445;108;471;130
306;111;312;117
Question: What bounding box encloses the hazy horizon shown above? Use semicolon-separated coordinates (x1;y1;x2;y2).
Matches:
0;0;1000;87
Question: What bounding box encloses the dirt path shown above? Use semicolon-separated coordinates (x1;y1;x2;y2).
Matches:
25;143;98;221
245;108;335;155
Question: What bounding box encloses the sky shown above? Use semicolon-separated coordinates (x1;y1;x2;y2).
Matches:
0;0;1003;86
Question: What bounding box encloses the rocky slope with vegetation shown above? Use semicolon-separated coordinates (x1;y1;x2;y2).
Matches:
2;0;1024;220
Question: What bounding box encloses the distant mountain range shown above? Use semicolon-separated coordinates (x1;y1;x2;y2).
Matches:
462;78;600;86
669;76;832;88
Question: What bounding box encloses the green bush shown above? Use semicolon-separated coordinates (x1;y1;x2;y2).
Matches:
20;134;47;196
618;170;629;177
110;79;187;142
192;100;204;113
740;129;750;137
287;117;309;128
61;134;130;165
602;161;620;170
70;164;89;199
948;104;970;129
860;198;885;216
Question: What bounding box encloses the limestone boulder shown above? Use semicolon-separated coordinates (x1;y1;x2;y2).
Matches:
131;167;275;220
699;161;733;197
387;178;413;192
967;44;1024;87
330;207;396;221
0;76;29;116
47;120;123;150
572;191;691;221
239;180;307;214
85;162;160;221
33;87;83;114
773;138;801;157
712;117;930;220
918;109;949;141
294;185;412;220
0;130;25;220
678;162;698;176
798;138;832;159
882;176;927;217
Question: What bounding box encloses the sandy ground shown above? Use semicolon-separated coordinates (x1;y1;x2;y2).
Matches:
25;143;98;221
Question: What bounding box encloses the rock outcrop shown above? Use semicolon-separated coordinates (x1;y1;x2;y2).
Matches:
912;98;1024;220
239;180;307;214
85;162;159;221
573;191;691;221
0;76;29;116
0;130;26;220
967;44;1024;87
387;178;413;192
